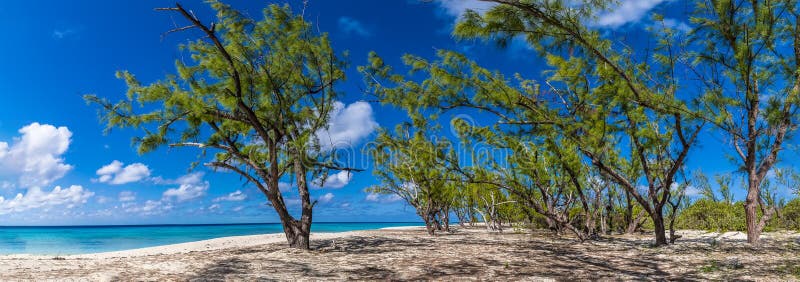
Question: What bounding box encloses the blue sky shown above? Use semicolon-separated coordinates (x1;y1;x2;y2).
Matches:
0;0;795;226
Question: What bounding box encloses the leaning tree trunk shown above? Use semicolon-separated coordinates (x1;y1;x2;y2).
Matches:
626;210;645;234
268;189;312;249
432;213;444;231
269;154;313;250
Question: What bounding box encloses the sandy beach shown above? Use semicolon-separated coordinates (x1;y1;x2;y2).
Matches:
1;226;799;280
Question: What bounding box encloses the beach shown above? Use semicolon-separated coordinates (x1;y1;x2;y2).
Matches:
0;226;799;280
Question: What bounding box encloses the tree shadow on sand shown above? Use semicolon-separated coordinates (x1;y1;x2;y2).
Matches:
186;258;252;281
312;235;435;255
184;229;797;280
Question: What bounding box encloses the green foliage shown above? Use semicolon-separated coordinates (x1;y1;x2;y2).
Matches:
774;198;800;231
700;260;721;273
677;199;745;232
676;197;800;232
86;2;345;179
86;2;349;247
692;0;800;241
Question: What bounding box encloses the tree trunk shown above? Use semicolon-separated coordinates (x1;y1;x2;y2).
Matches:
652;209;667;246
668;214;681;244
606;190;614;234
624;190;634;233
626;210;645;234
744;177;761;245
272;152;312;250
443;207;451;232
432;213;443;231
455;207;467;227
422;212;435;235
283;219;311;249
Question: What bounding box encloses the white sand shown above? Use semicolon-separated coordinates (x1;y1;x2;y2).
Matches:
0;227;798;280
378;226;425;230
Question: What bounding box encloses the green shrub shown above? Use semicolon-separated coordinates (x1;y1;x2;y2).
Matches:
676;200;745;232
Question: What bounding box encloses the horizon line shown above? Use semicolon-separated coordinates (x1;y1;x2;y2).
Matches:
0;221;425;228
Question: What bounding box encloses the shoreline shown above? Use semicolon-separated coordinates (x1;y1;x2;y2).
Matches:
0;225;424;259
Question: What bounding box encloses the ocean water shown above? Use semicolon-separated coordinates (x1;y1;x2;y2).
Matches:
0;222;421;255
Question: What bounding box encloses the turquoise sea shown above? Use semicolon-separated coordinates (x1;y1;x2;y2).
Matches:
0;222;422;255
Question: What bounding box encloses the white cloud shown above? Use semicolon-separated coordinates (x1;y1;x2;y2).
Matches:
278;182;293;192
123;200;173;216
213;190;247;202
659;18;691;33
0;123;73;187
95;160;151;185
365;193;402;203
365;193;380;202
0;181;15;190
684;185;701;197
161;172;208;202
118;191;136;202
436;0;496;20
318;192;334;203
595;0;665;28
52;29;77;39
0;185;93;215
232;206;244;212
96;196;111;204
208;203;221;211
312;171;352;189
316;101;377;150
338;17;371;37
285;198;301;207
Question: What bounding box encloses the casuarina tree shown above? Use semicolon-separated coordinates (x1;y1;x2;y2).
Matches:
86;1;351;249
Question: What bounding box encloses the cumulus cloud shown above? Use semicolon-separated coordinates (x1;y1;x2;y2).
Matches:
0;123;73;187
436;0;496;20
595;0;665;28
338;17;371;37
122;200;173;216
95;160;151;185
435;0;666;30
0;185;93;215
318;192;334;203
96;196;111;204
316;101;378;150
161;172;208;202
213;190;247;202
365;193;402;203
684;185;701;197
118;191;136;202
312;171;352;189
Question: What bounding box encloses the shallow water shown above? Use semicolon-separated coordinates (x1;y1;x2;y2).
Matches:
0;222;421;255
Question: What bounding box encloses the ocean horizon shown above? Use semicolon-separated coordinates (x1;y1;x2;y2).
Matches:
0;222;423;255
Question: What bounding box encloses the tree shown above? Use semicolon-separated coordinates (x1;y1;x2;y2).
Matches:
692;0;800;244
85;2;350;249
427;0;701;245
367;121;459;235
361;50;605;240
